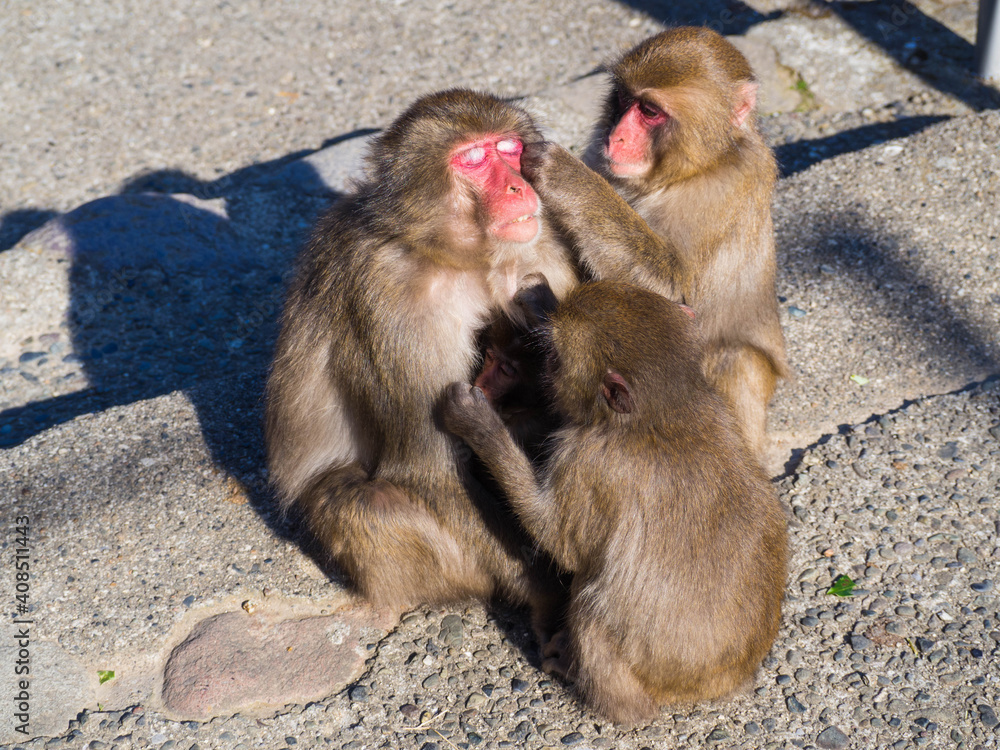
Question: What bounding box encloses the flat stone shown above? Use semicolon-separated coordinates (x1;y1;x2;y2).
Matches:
438;614;464;649
162;606;395;720
849;634;873;651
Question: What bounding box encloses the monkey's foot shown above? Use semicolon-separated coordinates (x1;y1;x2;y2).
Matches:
541;629;573;681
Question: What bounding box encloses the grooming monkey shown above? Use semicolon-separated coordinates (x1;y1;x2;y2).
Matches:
522;27;788;460
443;279;788;724
265;90;578;626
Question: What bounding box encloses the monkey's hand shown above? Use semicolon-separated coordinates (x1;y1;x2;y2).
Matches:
440;382;506;449
513;273;558;328
520;141;594;206
522;142;684;303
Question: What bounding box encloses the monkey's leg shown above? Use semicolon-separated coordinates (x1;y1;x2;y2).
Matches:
301;464;493;609
520;142;683;301
572;617;658;725
704;343;778;459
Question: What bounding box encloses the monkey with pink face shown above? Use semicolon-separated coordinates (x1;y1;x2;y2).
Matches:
265;90;578;631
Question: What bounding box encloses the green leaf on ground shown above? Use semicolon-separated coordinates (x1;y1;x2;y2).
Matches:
826;575;856;597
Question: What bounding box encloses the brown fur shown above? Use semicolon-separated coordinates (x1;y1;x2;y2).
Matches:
264;90;577;624
523;27;788;460
442;280;788;724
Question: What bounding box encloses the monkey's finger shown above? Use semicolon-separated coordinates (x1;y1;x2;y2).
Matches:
519;141;554;183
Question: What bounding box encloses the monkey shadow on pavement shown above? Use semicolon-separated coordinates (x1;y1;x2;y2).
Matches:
0;208;60;253
0;130;378;544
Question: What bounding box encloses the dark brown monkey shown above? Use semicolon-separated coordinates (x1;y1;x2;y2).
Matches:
265;90;578;623
473;276;559;461
442;280;787;724
522;27;788;460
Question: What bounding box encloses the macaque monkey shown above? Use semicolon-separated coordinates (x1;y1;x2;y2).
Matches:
264;90;578;625
522;27;788;460
443;279;787;724
473;276;560;462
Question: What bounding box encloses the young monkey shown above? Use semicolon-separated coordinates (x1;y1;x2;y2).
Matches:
520;27;789;463
443;279;788;724
473;277;560;463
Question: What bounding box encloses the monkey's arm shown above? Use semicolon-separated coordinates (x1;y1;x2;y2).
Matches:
441;383;571;569
521;142;684;302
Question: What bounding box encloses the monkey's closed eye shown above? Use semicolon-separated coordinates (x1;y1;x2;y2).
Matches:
496;139;522;155
457;146;487;167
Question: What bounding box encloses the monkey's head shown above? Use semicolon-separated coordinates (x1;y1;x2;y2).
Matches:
545;280;706;424
475;274;560;407
365;89;546;255
597;27;759;187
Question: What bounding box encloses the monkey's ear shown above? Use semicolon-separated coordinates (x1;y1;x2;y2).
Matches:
601;370;634;414
732;81;758;129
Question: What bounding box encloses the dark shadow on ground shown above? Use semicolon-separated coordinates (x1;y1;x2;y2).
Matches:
773;197;998;476
0;133;382;533
620;0;782;35
1;208;60;252
825;0;1000;111
775;114;950;176
615;0;1000;111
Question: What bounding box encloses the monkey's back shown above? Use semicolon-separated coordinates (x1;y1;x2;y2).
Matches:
552;389;787;704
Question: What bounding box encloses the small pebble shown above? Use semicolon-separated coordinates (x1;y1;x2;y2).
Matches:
466;692;486;708
509;721;532;741
511;678;529;693
816;725;849;750
937;442;958;459
348;685;369;702
786;695;807;713
849;634;872;651
979;705;999;728
422;673;440;689
561;732;585;745
706;726;730;742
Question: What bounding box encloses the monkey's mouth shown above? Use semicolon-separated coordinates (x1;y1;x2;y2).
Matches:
494;213;539;243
